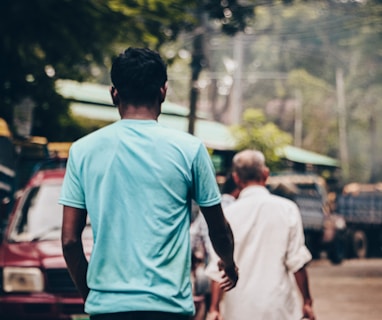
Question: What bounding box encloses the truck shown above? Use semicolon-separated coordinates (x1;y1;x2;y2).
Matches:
334;183;382;258
266;172;347;264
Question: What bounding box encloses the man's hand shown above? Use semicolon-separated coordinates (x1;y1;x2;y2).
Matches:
302;303;315;320
200;204;238;290
218;260;238;291
206;310;223;320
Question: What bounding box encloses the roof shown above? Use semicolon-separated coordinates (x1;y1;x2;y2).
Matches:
56;80;209;118
277;145;339;167
56;80;236;150
56;80;340;162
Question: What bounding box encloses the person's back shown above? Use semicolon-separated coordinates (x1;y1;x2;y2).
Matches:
206;149;315;320
60;48;238;320
69;120;213;315
218;188;306;319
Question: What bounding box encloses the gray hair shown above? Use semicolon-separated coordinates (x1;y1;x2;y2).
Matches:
232;149;266;183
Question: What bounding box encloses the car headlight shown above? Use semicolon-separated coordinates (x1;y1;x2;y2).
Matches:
3;267;44;293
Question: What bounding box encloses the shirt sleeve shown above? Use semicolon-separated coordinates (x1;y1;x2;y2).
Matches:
59;146;86;209
285;203;312;273
191;143;221;207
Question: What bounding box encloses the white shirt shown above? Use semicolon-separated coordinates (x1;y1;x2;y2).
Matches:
205;186;312;320
221;193;236;209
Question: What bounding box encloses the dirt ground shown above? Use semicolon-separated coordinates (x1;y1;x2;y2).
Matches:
307;258;382;320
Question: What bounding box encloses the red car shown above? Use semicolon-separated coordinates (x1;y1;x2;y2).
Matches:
0;168;92;320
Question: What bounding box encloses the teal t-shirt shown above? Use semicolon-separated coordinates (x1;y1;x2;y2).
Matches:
59;119;221;315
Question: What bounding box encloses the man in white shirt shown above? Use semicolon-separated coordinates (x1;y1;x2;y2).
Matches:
205;149;315;320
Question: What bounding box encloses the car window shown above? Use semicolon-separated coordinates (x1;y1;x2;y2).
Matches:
296;184;322;199
9;183;92;242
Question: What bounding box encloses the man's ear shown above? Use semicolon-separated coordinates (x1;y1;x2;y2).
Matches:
232;172;242;189
110;86;120;106
262;167;270;183
159;82;168;103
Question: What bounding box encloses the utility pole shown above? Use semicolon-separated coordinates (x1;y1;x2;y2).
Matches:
188;11;208;135
294;89;303;148
230;32;244;124
336;67;349;180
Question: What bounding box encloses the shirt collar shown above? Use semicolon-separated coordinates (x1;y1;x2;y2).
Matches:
118;119;158;126
239;185;269;199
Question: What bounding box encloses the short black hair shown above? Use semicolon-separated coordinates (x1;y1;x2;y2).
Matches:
110;47;167;106
221;172;237;194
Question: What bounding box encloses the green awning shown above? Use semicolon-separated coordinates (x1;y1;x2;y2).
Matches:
278;145;339;167
158;114;236;150
57;80;340;161
68;102;236;150
56;80;209;118
57;80;236;150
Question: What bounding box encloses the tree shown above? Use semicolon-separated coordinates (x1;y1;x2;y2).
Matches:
0;0;285;140
0;0;191;140
186;0;255;134
221;0;382;183
185;0;299;133
231;108;292;170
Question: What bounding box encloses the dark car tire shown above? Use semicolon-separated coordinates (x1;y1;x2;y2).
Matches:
305;232;321;260
352;230;368;259
327;233;346;265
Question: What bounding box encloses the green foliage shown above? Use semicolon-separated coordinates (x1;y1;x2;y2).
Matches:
222;0;382;182
0;1;113;139
285;69;338;154
0;0;256;141
204;0;255;35
231;109;292;170
0;0;191;141
1;0;381;184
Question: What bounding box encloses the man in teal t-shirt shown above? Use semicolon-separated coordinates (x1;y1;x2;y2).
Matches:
60;47;238;320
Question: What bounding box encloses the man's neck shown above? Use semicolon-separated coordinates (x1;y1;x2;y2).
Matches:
240;180;265;190
119;104;159;120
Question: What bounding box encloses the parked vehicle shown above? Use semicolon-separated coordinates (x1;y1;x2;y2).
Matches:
266;173;347;264
334;183;382;258
0;168;92;320
0;135;15;234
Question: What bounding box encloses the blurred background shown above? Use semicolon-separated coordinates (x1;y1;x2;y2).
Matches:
1;0;381;183
0;1;382;319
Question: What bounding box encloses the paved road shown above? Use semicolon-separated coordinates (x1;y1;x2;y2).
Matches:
307;258;382;320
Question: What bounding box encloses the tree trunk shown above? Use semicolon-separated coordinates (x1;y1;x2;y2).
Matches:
188;12;208;135
294;89;303;148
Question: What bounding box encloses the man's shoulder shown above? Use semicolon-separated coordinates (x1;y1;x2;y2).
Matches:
158;123;202;143
227;190;298;211
268;193;299;208
156;124;206;155
71;123;116;151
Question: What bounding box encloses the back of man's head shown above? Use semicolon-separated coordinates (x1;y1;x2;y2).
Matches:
232;149;268;184
111;47;168;106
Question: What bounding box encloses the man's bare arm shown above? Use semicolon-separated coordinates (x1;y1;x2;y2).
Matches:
206;280;224;320
61;205;89;301
200;204;238;290
294;266;315;320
